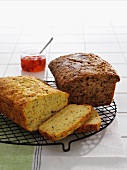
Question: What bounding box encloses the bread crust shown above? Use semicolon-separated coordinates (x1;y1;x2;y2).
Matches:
0;76;69;131
76;108;101;133
49;53;120;106
0;94;27;130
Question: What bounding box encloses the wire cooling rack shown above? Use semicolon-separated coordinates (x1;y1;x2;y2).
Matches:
0;81;117;152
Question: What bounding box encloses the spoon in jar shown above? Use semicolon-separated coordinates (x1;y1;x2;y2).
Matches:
39;37;53;54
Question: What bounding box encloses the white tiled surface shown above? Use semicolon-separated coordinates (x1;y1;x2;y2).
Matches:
0;1;127;169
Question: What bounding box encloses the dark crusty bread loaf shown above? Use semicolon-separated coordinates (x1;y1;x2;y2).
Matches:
48;53;120;106
76;108;101;133
0;76;69;132
39;104;92;141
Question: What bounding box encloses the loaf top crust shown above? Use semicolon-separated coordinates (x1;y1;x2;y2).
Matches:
48;53;120;83
0;76;69;107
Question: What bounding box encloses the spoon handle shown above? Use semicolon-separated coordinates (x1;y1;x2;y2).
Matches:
39;37;53;54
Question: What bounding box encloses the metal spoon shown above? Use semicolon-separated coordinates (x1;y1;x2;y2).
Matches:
39;37;53;54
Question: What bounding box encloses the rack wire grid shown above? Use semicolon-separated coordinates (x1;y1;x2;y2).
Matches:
0;81;117;152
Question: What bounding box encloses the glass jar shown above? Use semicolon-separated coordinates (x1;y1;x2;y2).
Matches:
20;48;46;72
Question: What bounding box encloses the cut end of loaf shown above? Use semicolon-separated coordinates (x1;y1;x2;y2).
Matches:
24;92;69;131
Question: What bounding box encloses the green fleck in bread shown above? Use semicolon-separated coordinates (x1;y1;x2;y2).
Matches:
39;104;92;141
0;76;69;132
77;108;101;133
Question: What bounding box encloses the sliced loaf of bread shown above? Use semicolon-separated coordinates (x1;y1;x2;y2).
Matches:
76;108;101;133
0;76;69;132
39;104;92;141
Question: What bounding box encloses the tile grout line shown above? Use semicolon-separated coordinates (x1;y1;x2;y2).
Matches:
121;136;127;138
45;25;54;81
111;23;127;64
1;42;127;45
82;23;121;53
3;25;25;77
81;21;86;52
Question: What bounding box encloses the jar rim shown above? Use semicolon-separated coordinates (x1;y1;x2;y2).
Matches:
20;48;46;56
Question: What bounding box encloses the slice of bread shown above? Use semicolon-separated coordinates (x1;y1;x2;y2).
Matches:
39;104;92;141
76;108;101;133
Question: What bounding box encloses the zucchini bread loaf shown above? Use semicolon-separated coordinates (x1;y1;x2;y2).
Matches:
48;53;120;106
39;104;92;141
0;76;69;132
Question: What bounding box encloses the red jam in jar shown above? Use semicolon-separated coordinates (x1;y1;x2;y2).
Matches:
21;56;46;72
20;48;46;72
